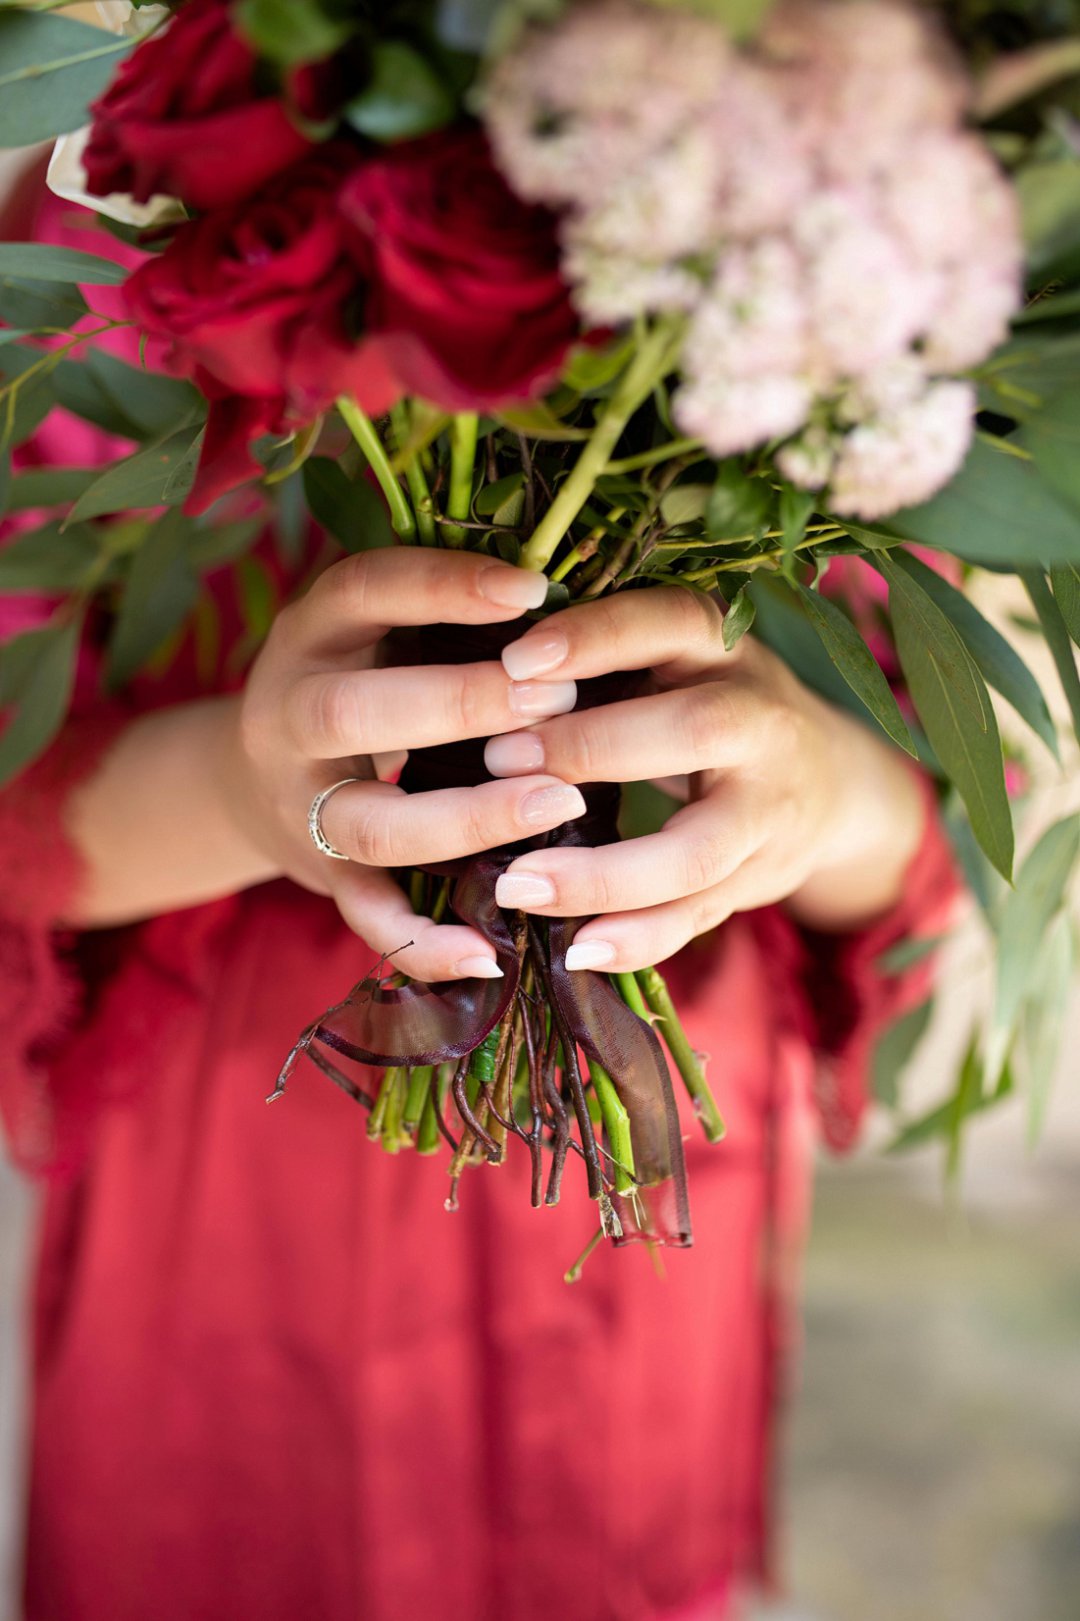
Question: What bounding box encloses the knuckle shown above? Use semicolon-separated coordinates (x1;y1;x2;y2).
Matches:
346;798;400;867
678;828;728;893
671;585;721;645
680;683;729;761
325;551;377;621
307;675;361;755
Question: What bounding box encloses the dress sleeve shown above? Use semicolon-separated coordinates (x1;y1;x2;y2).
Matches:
750;773;961;1150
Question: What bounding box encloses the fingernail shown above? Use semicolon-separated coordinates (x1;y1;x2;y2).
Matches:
502;631;568;681
564;940;616;971
485;731;545;775
478;566;548;611
455;956;504;980
519;782;586;827
508;679;576;719
495;871;557;908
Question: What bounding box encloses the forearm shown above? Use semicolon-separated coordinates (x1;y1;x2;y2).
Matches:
61;696;280;928
787;701;927;933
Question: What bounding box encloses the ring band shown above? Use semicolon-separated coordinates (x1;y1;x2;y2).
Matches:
308;778;361;861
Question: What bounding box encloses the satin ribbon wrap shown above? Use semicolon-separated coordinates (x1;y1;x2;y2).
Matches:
308;622;692;1247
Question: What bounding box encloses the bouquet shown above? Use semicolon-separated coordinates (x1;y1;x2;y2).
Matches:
2;0;1080;1260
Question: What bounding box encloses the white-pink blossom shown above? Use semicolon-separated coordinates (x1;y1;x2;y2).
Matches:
826;380;977;518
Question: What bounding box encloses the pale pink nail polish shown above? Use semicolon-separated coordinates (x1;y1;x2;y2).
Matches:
502;631;568;681
477;567;548;610
564;941;615;971
508;680;576;719
454;956;504;979
519;783;586;827
495;871;557;908
485;732;545;775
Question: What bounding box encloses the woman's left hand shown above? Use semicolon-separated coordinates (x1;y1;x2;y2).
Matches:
483;586;927;971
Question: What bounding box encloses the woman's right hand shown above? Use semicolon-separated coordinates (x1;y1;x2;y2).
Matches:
227;549;586;982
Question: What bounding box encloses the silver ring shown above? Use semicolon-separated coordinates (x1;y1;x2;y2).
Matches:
308;778;361;861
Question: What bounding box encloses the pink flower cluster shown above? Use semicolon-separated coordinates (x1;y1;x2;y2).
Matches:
484;0;1023;519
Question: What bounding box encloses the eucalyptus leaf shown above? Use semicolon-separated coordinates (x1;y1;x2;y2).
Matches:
0;617;82;786
1021;567;1080;743
0;12;134;148
886;549;1059;760
0;244;129;287
721;583;756;651
888;435;1080;566
1016;158;1080;275
1022;912;1074;1149
1050;562;1080;645
706;463;770;538
107;511;200;688
872;998;933;1109
986;813;1080;1085
183;517;263;573
346;40;456;141
794;579;917;756
70;424;205;520
0;520;103;593
0;278;88;331
6;466;107;513
302;458;394;551
53;353;201;443
878;552;1013;879
234;0;352;65
1016;384;1080;514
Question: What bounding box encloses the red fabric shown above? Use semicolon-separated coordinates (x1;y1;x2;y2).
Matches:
0;174;961;1621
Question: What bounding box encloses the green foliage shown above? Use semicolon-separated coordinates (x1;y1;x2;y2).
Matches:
52;353;201;444
0;617;82;787
706;463;771;539
873;998;933;1109
234;0;353;65
69;424;206;521
0;245;129;287
0;11;134;147
346;41;457;140
793;579;917;756
720;583;755;651
877;551;1014;880
302;458;395;551
106;510;200;689
1021;568;1080;744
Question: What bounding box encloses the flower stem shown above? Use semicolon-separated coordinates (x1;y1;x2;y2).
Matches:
564;1225;606;1284
587;1058;635;1194
403;1065;434;1133
519;318;683;573
636;966;726;1142
336;396;417;543
442;412;479;548
391;403;437;544
604;436;703;475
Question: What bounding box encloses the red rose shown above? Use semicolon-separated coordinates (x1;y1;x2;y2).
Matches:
340;127;580;410
124;147;397;513
84;0;316;211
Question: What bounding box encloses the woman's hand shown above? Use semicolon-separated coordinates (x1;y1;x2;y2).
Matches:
227;549;587;982
481;586;927;970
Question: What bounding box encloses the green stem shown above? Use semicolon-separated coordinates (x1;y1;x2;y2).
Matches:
604;437;703;475
564;1225;606;1285
587;1059;635;1194
614;971;650;1023
390;403;437;544
442;412;479;547
636;966;726;1143
336;396;416;543
403;1066;434;1133
381;1067;408;1154
417;1063;452;1155
519;318;683;573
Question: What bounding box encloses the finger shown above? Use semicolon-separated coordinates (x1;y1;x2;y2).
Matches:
287;660;576;759
320;775;586;869
493;795;763;917
483;680;751;783
558;882;741;974
284;549;549;658
330;864;503;983
498;585;730;686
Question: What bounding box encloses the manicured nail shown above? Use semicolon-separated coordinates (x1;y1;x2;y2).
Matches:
477;566;548;611
508;679;576;719
455;956;504;979
564;940;616;971
519;782;586;827
502;631;568;681
495;871;557;908
485;731;545;775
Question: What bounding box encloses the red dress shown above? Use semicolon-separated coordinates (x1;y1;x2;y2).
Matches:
0;185;958;1621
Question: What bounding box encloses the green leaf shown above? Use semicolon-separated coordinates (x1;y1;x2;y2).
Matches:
0;617;82;785
779;484;814;564
5;466;104;512
660;483;710;527
345;40;456;141
0;520;104;592
748;571;869;718
793;579;917;756
0;12;134;148
877;552;1014;879
886;549;1059;760
53;352;201;442
1050;562;1080;645
69;424;205;520
1016;384;1080;515
888;435;1080;566
986;813;1080;1084
876;931;948;976
1015;158;1080;275
234;0;352;65
106;511;200;688
1022;912;1074;1149
0;346;58;450
1021;567;1080;744
0;277;88;331
302;457;395;551
721;583;756;652
872;998;933;1109
0;244;129;287
706;463;770;538
184;517;263;573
